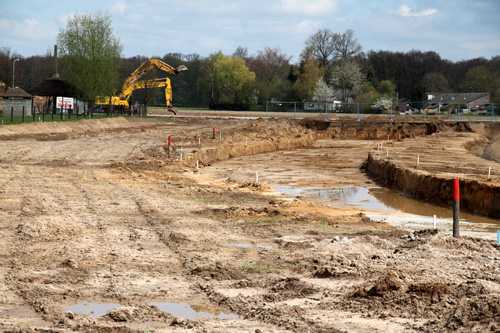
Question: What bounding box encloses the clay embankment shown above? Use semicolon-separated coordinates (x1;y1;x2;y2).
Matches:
0;117;170;140
485;124;500;161
364;123;500;219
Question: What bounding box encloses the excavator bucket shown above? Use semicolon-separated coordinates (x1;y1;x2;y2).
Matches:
176;65;188;74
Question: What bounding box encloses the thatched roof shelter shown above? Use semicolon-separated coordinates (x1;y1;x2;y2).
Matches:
0;87;33;99
27;74;79;98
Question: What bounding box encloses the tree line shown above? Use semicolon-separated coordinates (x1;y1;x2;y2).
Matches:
1;11;499;111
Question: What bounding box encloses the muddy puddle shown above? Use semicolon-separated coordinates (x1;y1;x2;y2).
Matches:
226;243;273;250
149;302;238;319
66;301;238;320
272;185;500;230
66;302;123;318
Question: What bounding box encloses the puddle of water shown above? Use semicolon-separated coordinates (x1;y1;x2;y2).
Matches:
66;302;123;318
226;243;251;248
149;302;238;319
226;243;273;250
272;185;500;227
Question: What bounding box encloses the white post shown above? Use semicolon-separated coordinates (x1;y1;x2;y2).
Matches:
256;171;259;183
180;153;183;161
489;166;492;179
417;155;420;164
219;132;222;140
433;215;436;229
377;144;380;151
198;137;201;145
196;160;199;169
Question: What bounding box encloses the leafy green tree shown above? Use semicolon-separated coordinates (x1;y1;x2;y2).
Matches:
57;11;123;106
377;79;396;97
411;82;427;110
422;72;449;93
215;56;255;102
461;66;493;92
197;51;225;104
293;46;325;100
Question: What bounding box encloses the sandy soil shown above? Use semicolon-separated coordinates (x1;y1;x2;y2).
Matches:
0;115;499;332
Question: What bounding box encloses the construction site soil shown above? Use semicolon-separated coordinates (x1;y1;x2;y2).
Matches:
0;113;499;332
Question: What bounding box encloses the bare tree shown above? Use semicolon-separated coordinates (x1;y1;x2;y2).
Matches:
248;46;291;82
304;29;335;67
332;29;363;62
232;46;249;61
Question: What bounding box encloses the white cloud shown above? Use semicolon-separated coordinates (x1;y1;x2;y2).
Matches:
108;0;127;14
395;5;438;17
278;0;340;17
295;20;321;34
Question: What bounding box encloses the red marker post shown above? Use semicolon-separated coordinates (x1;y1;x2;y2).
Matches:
168;136;172;158
213;127;216;139
453;178;460;238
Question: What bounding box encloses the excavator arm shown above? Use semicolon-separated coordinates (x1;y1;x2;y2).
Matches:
119;59;187;99
120;78;172;108
96;58;187;112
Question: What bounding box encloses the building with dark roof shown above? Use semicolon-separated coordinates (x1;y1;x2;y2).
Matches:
0;87;33;117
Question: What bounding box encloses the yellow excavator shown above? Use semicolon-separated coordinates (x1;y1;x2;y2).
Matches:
97;58;188;114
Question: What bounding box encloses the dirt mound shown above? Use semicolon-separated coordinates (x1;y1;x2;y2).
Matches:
189;261;245;281
352;271;404;297
264;277;318;302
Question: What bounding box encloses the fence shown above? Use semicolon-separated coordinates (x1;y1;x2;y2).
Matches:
0;101;148;125
264;101;499;123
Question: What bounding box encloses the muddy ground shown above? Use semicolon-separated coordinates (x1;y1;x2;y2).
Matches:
0;114;499;332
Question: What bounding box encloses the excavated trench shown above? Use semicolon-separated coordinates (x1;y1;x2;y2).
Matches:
189;118;499;220
310;120;500;219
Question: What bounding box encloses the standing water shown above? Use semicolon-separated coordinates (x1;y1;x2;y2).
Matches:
272;185;500;230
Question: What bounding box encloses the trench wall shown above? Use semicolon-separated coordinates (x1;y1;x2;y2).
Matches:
365;153;500;219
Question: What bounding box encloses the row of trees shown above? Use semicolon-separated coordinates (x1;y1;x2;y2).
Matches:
1;11;499;111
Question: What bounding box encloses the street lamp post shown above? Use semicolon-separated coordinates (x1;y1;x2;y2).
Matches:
12;58;19;88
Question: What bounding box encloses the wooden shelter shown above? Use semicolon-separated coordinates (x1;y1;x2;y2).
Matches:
0;87;33;117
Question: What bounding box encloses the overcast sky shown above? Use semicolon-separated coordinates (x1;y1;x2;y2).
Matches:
1;0;499;63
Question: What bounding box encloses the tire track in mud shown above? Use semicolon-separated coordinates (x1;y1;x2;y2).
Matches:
69;176;123;299
110;181;340;332
0;166;56;328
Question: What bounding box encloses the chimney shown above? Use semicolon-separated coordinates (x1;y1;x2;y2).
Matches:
52;45;60;79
